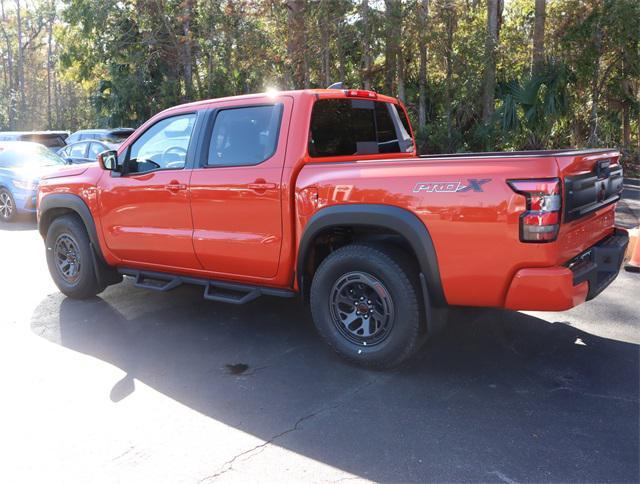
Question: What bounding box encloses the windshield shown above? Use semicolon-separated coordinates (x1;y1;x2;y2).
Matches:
0;144;67;168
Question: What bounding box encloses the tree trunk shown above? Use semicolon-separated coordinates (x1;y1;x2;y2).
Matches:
622;103;630;149
396;1;405;103
55;71;61;127
481;0;499;124
320;2;331;87
0;0;15;129
286;0;307;89
15;0;25;128
417;0;429;130
532;0;545;75
361;0;372;89
181;0;194;101
444;1;455;151
206;52;213;97
46;3;54;128
336;26;346;84
588;18;603;146
384;0;399;95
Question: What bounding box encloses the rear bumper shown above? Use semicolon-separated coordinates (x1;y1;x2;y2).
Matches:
505;228;629;311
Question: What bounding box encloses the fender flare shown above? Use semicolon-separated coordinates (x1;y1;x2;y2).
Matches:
297;204;447;307
38;193;105;263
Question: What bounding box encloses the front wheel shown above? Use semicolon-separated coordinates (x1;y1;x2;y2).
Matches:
310;244;423;369
45;215;103;299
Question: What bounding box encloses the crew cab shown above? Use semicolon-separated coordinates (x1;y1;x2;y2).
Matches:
37;88;628;368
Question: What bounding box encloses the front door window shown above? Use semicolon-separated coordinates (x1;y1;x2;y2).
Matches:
127;113;196;173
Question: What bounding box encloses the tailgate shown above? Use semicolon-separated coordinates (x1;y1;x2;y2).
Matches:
556;150;624;261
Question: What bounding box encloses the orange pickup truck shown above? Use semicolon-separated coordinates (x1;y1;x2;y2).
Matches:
37;88;628;368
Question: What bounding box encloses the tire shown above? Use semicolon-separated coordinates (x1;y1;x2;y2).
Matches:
0;188;16;222
310;243;423;369
45;214;103;299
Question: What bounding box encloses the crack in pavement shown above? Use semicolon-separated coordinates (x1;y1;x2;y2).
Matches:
549;387;638;403
198;374;385;482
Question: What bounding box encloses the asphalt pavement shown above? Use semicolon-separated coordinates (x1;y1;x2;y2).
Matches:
0;197;638;483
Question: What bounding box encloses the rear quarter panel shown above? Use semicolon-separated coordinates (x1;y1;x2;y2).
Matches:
296;155;572;307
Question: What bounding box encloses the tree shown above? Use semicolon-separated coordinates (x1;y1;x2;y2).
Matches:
180;0;195;101
383;0;400;95
417;0;429;131
361;0;372;89
0;0;637;176
286;0;307;89
481;0;502;124
532;0;545;75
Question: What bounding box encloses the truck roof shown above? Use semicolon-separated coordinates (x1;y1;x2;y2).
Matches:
159;89;400;116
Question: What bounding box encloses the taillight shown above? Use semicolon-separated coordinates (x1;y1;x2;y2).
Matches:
344;89;377;99
508;178;562;243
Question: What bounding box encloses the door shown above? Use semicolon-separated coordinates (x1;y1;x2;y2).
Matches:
189;97;292;279
98;112;201;269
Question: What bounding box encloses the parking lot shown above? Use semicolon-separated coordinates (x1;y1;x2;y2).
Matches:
1;190;638;483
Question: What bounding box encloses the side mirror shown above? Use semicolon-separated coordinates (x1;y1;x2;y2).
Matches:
64;157;74;165
97;150;119;171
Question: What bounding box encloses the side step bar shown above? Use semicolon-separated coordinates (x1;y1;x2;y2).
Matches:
118;268;295;305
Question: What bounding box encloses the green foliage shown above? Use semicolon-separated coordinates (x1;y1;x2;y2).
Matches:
495;61;572;149
0;0;638;170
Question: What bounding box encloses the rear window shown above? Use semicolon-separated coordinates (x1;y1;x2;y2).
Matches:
22;134;66;148
309;99;413;158
106;132;131;143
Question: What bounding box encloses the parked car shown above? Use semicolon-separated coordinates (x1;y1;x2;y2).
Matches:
58;140;119;164
0;131;69;152
66;128;134;145
0;142;67;222
37;88;628;368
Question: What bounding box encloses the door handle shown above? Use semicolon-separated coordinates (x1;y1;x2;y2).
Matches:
248;180;277;191
166;182;187;191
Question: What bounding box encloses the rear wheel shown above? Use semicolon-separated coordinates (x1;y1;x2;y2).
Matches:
310;244;423;369
0;188;16;222
45;215;102;299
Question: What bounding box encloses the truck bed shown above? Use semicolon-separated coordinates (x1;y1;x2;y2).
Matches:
418;148;616;160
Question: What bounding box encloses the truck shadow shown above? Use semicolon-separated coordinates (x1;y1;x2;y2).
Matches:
30;281;639;482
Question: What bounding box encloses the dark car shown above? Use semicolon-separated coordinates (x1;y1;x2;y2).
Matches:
0;131;69;152
0;142;67;221
58;140;118;164
66;128;134;145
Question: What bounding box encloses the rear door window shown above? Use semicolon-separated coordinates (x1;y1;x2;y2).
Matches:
206;104;283;167
309;99;413;157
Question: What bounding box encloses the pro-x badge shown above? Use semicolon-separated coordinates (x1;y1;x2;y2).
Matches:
413;178;491;193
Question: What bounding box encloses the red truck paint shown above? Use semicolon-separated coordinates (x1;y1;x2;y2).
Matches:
38;89;627;314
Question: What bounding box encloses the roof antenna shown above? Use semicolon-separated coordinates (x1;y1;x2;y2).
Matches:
327;82;345;89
